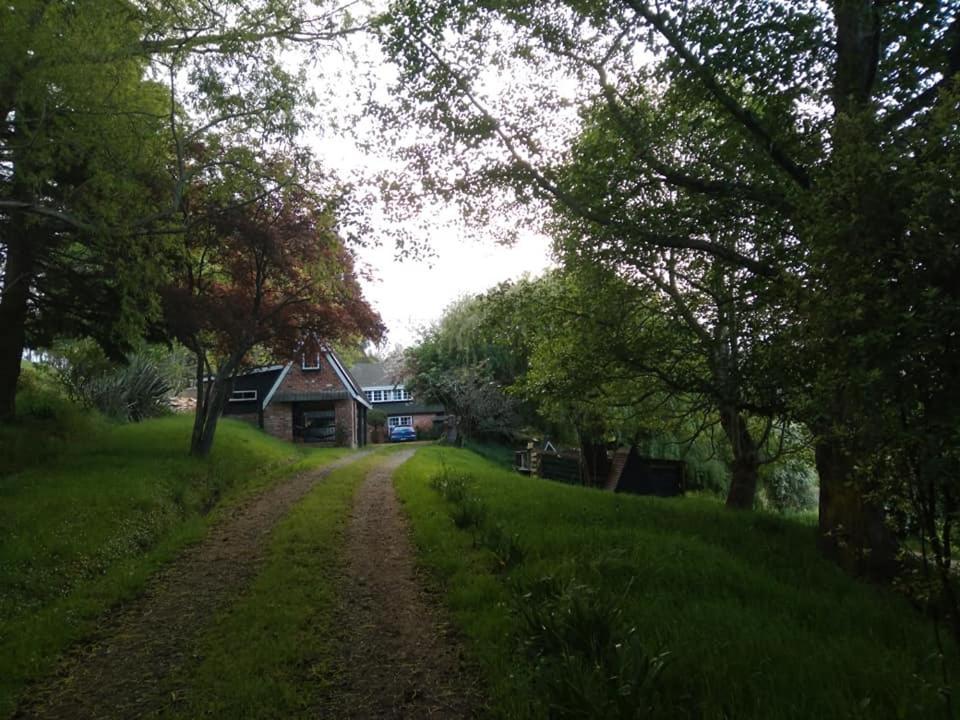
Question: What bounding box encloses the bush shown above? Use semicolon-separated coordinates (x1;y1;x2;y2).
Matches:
1;364;102;476
416;423;442;441
85;354;172;422
368;410;387;443
761;457;819;513
46;341;172;422
517;577;669;719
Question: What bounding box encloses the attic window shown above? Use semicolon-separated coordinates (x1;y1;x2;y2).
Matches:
302;353;321;371
229;389;257;402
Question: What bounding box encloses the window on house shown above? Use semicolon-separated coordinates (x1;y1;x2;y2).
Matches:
398;389;411;401
388;415;413;428
372;389;383;402
364;391;374;402
229;389;257;402
302;353;321;370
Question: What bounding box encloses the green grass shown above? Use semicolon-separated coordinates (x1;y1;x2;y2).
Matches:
463;438;515;469
0;413;351;718
164;447;401;719
394;446;958;720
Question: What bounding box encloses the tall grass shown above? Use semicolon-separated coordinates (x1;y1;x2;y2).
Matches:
395;446;957;719
0;411;350;717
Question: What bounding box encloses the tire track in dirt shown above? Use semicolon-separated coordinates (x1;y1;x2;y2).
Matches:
317;448;482;719
14;449;373;720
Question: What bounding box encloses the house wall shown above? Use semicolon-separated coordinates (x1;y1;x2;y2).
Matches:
280;362;344;394
272;363;361;447
334;399;358;448
263;402;292;441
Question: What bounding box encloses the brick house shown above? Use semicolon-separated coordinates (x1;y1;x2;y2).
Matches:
350;361;445;440
221;350;370;447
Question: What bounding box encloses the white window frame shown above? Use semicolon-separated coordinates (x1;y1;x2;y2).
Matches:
388;415;413;428
301;353;322;370
229;389;257;402
365;385;412;403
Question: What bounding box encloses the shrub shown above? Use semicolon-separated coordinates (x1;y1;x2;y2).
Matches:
451;494;487;530
46;342;172;423
368;410;387;443
481;522;525;572
83;354;172;422
516;577;669;719
429;471;471;504
761;456;818;513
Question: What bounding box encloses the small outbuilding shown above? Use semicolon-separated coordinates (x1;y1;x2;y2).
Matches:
604;447;685;497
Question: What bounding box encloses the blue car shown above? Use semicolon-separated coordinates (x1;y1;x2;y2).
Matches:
389;425;417;442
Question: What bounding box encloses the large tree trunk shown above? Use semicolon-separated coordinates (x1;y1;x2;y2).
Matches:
810;2;898;578
0;222;36;421
815;437;899;581
720;408;760;509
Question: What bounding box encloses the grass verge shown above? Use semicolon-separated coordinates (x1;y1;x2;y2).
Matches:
0;414;350;718
394;446;958;720
164;447;401;718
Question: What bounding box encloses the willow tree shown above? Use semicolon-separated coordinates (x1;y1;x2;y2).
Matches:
378;1;960;579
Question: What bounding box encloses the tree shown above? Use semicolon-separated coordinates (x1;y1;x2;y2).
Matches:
163;153;383;456
379;0;960;578
1;0;363;420
485;267;792;504
0;0;172;420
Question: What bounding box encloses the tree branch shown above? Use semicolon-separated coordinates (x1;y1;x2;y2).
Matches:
624;0;811;189
415;36;777;277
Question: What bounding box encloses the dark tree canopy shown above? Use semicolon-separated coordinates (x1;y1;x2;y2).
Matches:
378;0;960;588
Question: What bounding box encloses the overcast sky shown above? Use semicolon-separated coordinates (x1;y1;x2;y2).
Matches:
302;23;556;350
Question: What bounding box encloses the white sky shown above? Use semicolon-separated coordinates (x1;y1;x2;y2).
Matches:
301;23;556;350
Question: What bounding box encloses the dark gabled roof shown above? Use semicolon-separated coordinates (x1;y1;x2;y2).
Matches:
325;351;371;409
350;362;391;387
369;401;445;416
349;360;408;389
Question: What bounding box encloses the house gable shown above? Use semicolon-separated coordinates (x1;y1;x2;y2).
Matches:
270;351;370;408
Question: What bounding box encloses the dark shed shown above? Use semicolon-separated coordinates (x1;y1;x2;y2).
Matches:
221;365;285;420
608;447;685;497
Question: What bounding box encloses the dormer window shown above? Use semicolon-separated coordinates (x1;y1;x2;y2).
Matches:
302;353;321;371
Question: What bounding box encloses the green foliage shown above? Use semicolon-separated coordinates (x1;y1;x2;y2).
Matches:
380;0;960;570
86;353;173;422
1;363;105;477
47;341;173;422
761;456;819;514
517;578;669;719
396;447;957;719
0;413;351;716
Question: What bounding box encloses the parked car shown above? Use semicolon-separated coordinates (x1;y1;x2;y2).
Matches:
389;425;417;442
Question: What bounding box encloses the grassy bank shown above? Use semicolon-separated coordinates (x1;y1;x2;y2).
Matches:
0;414;350;717
165;447;400;718
394;446;957;719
